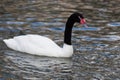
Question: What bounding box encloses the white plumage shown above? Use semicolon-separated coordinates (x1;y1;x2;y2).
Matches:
3;34;73;57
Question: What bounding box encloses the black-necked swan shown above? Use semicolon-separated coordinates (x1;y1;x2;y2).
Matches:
3;12;87;57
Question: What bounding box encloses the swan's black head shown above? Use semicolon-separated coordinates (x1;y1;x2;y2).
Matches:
69;12;86;25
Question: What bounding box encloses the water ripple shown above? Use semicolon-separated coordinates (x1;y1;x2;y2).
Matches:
74;27;101;31
6;21;26;25
107;22;120;27
79;35;120;41
31;22;63;28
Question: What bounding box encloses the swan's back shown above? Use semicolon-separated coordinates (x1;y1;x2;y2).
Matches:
3;34;64;57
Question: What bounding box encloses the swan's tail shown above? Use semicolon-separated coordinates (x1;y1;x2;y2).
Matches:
3;39;19;51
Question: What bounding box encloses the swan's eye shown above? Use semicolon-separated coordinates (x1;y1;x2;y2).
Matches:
78;16;81;20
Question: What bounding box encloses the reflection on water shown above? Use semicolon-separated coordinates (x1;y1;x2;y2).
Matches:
0;0;120;80
3;50;72;80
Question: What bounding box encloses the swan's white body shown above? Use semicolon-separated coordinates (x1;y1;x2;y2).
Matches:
3;34;73;57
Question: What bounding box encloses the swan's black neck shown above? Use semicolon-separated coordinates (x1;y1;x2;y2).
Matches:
64;14;78;45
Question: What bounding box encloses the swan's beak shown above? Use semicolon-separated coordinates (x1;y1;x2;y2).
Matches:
80;18;88;28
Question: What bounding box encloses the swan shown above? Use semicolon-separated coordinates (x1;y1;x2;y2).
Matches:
3;12;87;57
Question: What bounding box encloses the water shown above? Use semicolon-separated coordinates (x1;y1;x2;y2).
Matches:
0;0;120;80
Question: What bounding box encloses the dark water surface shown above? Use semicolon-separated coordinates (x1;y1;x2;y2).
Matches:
0;0;120;80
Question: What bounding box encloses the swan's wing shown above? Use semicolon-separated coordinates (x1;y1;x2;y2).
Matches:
26;34;60;49
3;34;63;56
